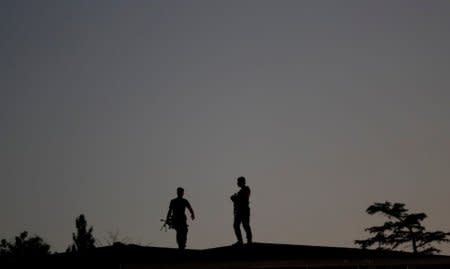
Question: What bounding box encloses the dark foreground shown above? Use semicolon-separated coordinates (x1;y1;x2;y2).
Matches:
2;243;450;268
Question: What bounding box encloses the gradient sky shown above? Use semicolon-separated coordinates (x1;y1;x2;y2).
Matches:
1;1;450;254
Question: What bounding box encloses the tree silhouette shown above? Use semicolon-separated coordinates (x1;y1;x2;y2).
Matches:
355;201;450;254
0;231;50;258
67;214;96;252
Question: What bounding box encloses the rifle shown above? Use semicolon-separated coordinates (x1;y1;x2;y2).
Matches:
160;218;173;232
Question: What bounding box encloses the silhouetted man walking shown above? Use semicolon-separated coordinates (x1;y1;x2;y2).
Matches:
166;187;195;249
231;176;252;245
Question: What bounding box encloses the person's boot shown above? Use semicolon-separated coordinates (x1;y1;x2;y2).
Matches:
232;241;243;246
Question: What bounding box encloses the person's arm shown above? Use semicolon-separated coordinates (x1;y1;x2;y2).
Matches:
187;201;195;220
166;201;173;223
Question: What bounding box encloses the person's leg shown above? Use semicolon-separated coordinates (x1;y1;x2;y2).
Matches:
233;215;243;244
175;228;182;249
242;214;252;244
175;223;188;250
179;225;188;250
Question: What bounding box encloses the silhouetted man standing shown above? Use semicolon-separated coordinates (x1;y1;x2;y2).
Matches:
166;187;195;249
231;176;253;245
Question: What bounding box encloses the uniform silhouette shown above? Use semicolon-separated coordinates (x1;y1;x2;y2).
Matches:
166;187;195;249
230;176;253;245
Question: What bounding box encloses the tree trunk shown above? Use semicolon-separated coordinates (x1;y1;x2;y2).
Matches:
410;228;417;254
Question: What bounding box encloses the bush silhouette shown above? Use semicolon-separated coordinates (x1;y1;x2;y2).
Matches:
0;231;50;258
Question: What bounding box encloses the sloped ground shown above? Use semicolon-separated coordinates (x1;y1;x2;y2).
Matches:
3;243;450;268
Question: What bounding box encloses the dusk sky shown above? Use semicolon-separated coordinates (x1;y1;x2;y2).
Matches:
1;1;450;254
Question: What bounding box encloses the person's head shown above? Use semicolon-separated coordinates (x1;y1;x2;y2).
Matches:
177;187;184;198
237;176;246;188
